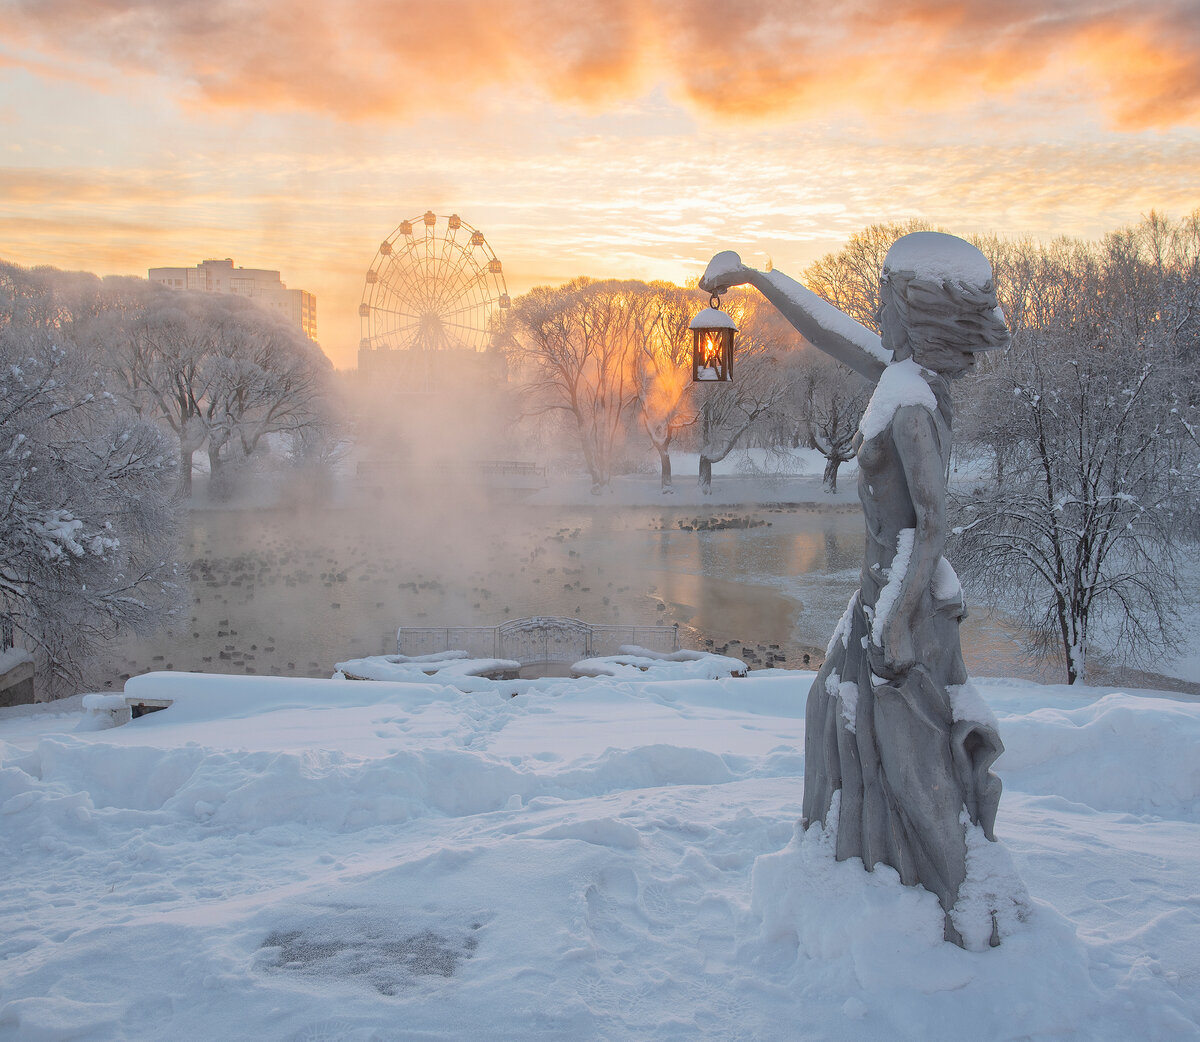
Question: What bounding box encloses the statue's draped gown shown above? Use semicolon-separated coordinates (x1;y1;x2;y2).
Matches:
801;370;1004;945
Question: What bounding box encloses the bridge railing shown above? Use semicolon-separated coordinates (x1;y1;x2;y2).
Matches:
397;617;679;666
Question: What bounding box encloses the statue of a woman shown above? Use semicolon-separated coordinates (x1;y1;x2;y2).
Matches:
701;232;1010;946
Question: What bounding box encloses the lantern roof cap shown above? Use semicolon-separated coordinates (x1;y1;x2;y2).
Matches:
689;306;737;331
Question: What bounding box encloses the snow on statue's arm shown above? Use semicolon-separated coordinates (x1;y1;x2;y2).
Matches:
699;251;891;383
879;404;949;675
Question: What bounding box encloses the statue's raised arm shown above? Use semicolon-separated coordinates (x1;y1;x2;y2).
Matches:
698;251;890;383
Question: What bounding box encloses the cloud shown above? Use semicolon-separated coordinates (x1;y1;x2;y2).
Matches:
4;0;1200;130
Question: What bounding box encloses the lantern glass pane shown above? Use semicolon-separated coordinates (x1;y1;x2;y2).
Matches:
703;332;723;370
694;329;727;381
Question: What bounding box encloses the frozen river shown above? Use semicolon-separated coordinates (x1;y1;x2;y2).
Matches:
100;498;1038;689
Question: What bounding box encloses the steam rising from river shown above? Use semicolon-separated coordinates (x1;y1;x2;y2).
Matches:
99;370;1037;689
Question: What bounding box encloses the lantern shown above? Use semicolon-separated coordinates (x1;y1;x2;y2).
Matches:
689;295;736;382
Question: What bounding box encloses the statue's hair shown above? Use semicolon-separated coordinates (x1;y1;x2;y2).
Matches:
881;270;1010;357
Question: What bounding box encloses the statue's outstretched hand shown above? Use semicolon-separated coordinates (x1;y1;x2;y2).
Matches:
699;252;755;295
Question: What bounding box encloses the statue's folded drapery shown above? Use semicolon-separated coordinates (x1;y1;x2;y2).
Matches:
802;582;1004;945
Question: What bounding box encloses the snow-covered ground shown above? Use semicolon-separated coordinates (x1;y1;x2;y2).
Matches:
523;449;862;508
2;668;1197;1040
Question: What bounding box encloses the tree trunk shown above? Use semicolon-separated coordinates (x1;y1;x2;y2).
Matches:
659;449;673;492
179;447;193;495
1056;596;1079;685
699;456;713;493
208;443;230;501
823;457;841;493
580;430;604;490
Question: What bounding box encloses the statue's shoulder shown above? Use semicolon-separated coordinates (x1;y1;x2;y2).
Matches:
860;359;937;443
890;401;945;453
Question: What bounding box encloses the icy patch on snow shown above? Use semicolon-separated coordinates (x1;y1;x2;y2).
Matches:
859;358;936;441
254;908;485;994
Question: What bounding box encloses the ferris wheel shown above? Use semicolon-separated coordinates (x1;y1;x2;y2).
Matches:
359;211;510;353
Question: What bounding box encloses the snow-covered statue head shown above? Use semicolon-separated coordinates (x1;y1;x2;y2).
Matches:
877;232;1009;376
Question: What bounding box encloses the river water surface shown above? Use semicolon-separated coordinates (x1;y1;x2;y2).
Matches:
102;498;1039;688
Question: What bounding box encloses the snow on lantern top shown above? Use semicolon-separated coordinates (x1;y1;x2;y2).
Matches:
689;298;737;382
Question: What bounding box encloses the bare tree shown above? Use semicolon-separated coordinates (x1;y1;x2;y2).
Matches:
200;301;332;494
803;219;934;332
506;278;643;491
631;284;698;492
90;279;332;496
98;282;215;495
0;263;181;698
799;353;870;493
952;223;1199;683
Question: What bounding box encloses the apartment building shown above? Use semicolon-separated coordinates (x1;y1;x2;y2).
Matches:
148;258;317;340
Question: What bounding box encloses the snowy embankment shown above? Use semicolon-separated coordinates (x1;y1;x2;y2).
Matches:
1;670;1197;1041
523;449;862;508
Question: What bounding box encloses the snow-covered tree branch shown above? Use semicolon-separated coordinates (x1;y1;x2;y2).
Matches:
0;262;183;697
950;218;1200;683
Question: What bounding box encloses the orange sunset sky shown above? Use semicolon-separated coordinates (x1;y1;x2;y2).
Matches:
2;0;1199;369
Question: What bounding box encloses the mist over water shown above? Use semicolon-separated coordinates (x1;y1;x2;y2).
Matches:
101;489;1038;688
92;353;1046;689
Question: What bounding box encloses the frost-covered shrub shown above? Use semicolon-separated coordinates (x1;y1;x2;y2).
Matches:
0;262;183;698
